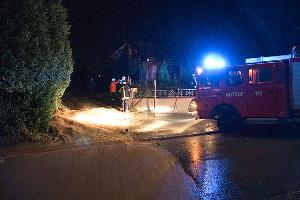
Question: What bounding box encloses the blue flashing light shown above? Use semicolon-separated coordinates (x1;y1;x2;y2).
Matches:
203;54;226;69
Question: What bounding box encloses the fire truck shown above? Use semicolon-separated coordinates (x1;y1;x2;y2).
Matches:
194;48;300;132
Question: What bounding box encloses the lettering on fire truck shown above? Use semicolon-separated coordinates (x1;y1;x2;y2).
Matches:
254;91;263;96
225;92;244;98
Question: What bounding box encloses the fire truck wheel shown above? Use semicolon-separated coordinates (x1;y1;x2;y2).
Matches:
215;108;241;133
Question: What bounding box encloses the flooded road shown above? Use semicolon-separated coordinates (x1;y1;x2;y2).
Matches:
2;109;300;200
0;142;196;200
158;125;300;199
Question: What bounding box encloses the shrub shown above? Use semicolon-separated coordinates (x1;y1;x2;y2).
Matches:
0;0;73;136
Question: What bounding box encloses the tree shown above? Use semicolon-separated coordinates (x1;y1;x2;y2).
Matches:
157;60;170;88
0;0;73;137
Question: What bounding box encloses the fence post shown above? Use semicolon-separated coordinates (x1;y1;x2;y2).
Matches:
154;80;157;109
173;87;179;112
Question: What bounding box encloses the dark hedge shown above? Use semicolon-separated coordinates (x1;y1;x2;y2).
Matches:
0;0;73;136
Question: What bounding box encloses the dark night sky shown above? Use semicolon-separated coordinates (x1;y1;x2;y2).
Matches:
63;0;300;74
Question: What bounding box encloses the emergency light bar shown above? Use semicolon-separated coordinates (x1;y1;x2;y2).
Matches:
203;54;226;69
245;54;291;64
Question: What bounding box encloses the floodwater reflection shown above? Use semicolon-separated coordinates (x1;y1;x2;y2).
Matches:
185;138;202;177
160;129;300;199
197;158;235;199
181;136;240;199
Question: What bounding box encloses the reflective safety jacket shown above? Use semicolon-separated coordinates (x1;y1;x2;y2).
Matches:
110;80;119;93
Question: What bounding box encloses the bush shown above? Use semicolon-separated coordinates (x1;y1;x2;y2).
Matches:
0;0;73;136
134;81;153;98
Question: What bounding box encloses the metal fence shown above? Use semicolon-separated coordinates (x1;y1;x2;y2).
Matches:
151;89;196;97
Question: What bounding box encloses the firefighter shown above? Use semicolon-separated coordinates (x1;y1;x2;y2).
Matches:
109;78;119;93
119;81;130;112
109;78;120;106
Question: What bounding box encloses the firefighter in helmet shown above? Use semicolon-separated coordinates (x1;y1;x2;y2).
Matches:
119;81;130;112
110;78;119;93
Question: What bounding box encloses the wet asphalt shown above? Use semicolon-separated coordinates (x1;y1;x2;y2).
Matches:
157;125;300;199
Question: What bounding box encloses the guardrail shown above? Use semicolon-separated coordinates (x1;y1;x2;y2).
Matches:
151;89;196;97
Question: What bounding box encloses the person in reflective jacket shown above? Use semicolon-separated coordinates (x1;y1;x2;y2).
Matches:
110;78;119;93
119;81;130;112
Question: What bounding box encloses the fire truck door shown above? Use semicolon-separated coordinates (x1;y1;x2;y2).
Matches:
247;66;278;117
222;69;247;116
275;66;289;117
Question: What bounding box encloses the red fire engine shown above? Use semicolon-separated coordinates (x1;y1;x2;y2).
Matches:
194;49;300;132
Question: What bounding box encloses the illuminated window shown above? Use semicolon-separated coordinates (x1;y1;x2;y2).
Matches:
226;70;243;86
248;68;257;84
199;72;222;87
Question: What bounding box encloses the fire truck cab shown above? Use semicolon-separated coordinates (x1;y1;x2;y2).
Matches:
195;52;300;132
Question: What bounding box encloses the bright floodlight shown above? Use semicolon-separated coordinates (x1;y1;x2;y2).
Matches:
203;54;226;69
